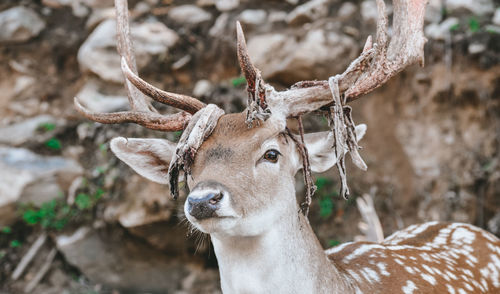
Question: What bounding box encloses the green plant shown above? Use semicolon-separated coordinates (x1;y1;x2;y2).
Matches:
231;76;246;87
173;130;183;141
315;177;332;192
21;186;105;231
1;226;11;234
441;7;447;18
468;17;480;33
99;143;108;156
22;199;73;230
10;240;21;248
449;23;460;32
38;122;56;132
45;138;62;150
319;196;335;219
94;166;107;175
328;240;341;247
315;177;338;219
75;193;92;210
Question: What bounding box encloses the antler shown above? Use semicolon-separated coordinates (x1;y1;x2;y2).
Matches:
236;21;272;124
237;0;428;118
74;0;205;131
236;0;427;201
283;0;427;114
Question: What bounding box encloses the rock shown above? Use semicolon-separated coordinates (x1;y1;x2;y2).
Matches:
134;2;152;16
338;2;357;20
85;7;115;29
14;76;36;96
0;7;46;43
215;0;239;12
238;10;267;26
445;0;494;16
0;115;59;146
268;11;288;23
55;227;198;292
247;30;358;84
488;212;500;236
286;0;300;5
172;55;192;70
425;17;459;41
425;0;443;23
104;175;174;228
360;0;378;24
0;147;83;225
128;223;191;253
168;5;212;25
177;266;222;294
286;0;329;26
75;80;128;113
8;99;49;117
468;43;486;55
485;24;500;34
493;8;500;26
193;80;214;97
78;19;179;83
42;0;114;17
197;0;216;7
209;13;230;37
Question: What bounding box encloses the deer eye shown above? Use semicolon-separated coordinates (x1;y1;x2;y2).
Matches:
263;149;281;163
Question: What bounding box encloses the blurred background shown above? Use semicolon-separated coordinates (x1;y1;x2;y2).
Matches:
0;0;499;293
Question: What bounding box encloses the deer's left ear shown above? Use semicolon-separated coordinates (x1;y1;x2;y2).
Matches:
302;124;367;173
110;137;176;184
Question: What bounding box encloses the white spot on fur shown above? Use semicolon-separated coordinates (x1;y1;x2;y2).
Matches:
343;244;384;262
377;262;390;276
422;264;435;274
361;267;380;283
324;242;352;255
402;280;417;294
446;270;457;280
451;227;476;245
347;269;362;282
405;266;415;275
446;284;456;294
421;273;436;285
464;283;473;291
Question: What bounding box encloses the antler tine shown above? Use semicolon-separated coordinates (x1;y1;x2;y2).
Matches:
236;21;259;93
74;97;190;131
121;58;205;114
344;0;427;99
273;0;428;117
115;0;154;112
74;0;206;131
237;21;271;123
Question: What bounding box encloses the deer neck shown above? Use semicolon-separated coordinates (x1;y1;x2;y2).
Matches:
210;200;353;294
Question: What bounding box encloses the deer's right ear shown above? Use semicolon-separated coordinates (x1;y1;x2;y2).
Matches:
110;137;176;184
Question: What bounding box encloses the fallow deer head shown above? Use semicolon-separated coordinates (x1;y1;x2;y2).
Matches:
75;0;426;237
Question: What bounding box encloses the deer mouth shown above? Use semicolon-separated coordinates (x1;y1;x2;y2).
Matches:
187;214;238;234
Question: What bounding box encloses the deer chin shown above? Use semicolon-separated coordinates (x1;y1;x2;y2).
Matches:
187;215;240;234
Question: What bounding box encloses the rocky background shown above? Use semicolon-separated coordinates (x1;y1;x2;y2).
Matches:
0;0;499;293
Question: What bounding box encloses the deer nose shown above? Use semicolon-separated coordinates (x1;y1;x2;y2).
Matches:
187;192;224;220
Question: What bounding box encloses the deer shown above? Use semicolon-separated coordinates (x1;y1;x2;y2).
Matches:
74;0;500;293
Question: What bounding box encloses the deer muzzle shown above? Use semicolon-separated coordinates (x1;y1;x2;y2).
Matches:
187;191;224;220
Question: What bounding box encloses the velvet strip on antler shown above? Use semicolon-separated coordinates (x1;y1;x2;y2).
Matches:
327;76;367;199
285;117;317;216
168;104;225;199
